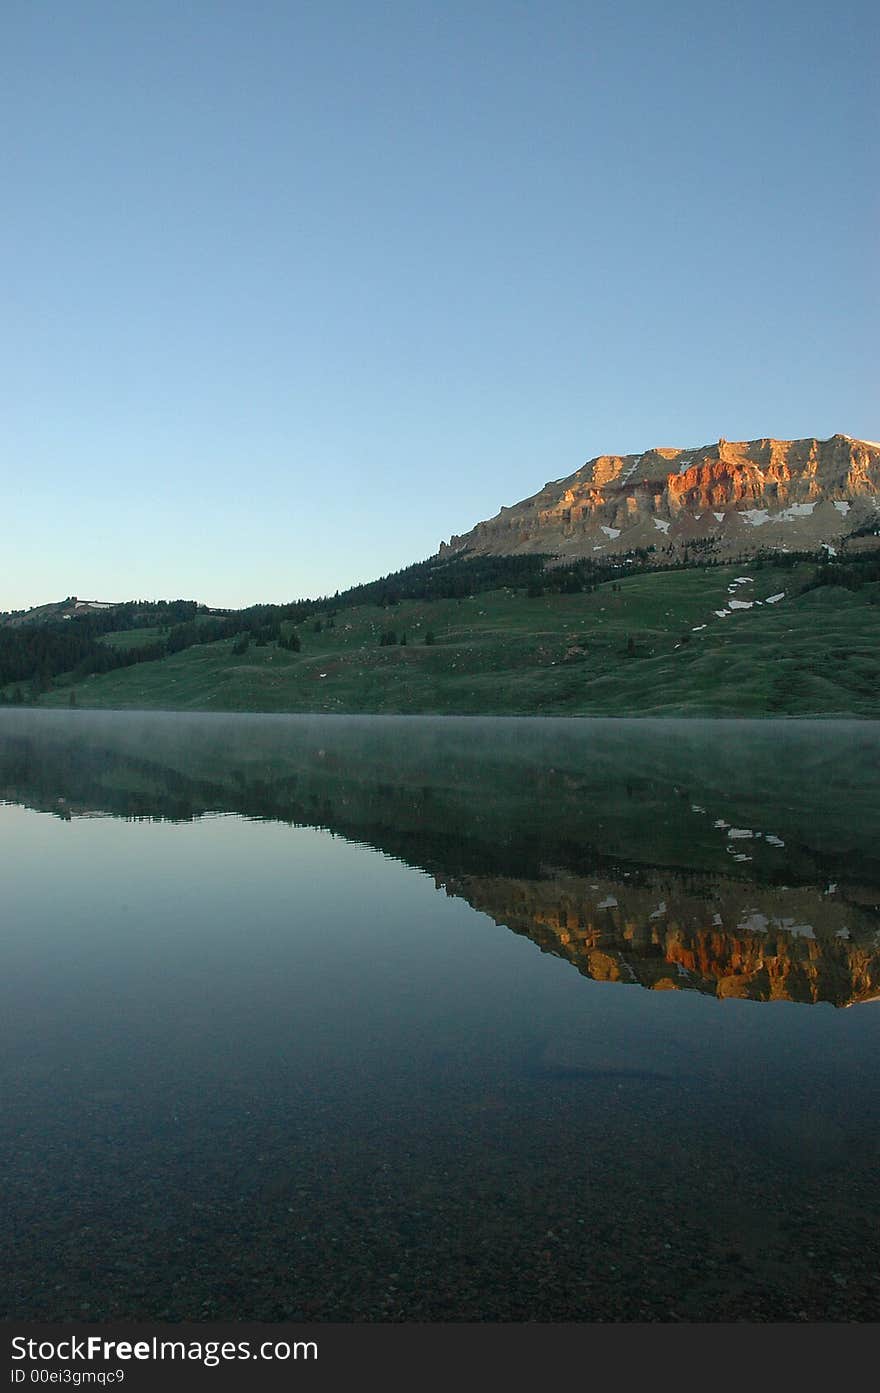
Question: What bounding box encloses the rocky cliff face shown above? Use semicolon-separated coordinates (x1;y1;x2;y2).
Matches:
440;434;880;562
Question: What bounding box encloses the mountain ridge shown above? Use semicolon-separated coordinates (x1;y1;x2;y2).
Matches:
440;433;880;564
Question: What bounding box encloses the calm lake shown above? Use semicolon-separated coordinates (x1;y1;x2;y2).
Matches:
1;710;879;1322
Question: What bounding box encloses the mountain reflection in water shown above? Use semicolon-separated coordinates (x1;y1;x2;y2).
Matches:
2;709;878;1008
3;710;880;1324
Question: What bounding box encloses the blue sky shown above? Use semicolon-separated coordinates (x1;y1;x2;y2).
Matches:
2;0;877;610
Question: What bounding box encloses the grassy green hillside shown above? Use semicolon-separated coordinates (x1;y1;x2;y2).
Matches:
36;560;880;716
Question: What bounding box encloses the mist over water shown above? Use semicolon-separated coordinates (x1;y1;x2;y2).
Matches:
1;711;879;1320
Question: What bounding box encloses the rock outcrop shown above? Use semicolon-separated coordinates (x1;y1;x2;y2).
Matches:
440;434;880;562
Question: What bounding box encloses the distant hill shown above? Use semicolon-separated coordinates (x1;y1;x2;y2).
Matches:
440;434;880;564
1;596;122;628
0;596;220;630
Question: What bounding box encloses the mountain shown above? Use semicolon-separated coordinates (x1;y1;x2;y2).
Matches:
440;434;880;563
3;432;879;718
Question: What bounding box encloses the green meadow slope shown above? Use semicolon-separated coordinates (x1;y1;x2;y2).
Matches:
38;561;880;716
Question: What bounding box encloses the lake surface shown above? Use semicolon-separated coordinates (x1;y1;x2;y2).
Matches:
1;710;879;1322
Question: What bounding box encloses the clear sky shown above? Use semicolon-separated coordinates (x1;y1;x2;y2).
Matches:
2;0;877;611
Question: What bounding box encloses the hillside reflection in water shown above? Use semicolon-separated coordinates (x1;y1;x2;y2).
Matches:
1;711;879;1321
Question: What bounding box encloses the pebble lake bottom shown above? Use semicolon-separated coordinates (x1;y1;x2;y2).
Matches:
1;710;879;1322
